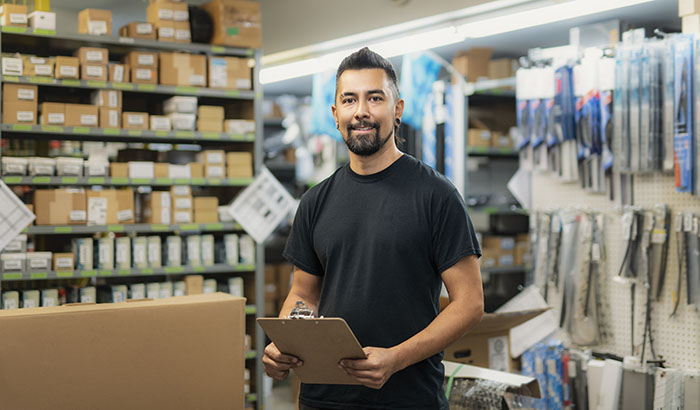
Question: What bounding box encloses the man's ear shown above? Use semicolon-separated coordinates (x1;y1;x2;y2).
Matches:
331;104;339;129
395;98;405;119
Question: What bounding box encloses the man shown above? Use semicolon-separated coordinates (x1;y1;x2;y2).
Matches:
263;47;483;410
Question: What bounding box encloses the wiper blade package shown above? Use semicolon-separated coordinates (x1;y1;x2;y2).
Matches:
674;34;695;194
516;68;534;170
534;67;555;173
600;56;616;195
555;65;578;182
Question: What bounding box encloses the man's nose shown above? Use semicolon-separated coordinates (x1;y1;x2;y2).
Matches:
354;99;369;120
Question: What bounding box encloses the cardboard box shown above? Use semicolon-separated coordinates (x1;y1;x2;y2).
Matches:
443;308;549;372
156;20;176;42
482;236;516;251
75;47;109;65
680;0;700;16
198;105;225;120
683;14;700;33
168;113;196;130
122;112;149;130
488;58;517;80
173;208;193;224
99;107;121;128
33;189;87;225
143;191;171;224
208;56;251;89
147;1;174;22
86;189;135;225
55;56;79;79
3;101;36;125
128;161;155;179
491;132;513;149
40;103;65;126
154;163;169;178
131;67;157;84
225;119;255;134
194;209;218;223
205;165;225;178
452;48;493;82
198;119;224;132
150;115;171;131
2;53;22;76
185;275;204;295
159;53;207;87
78;9;112;36
3;83;37;103
28;11;56;31
189;163;203;178
110;163;128;178
227;152;253;178
198;150;226;165
108;64;130;83
173;195;193;210
194;197;219;211
174;21;191;43
125;51;158;69
65;104;98;127
203;0;262;48
0;293;246;410
53;253;74;271
468;128;491;148
172;2;189;21
0;4;28;27
92;90;122;110
119;22;156;40
81;64;107;81
163;96;198;114
22;55;54;77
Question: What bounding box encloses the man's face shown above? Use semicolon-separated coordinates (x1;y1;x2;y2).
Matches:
332;69;403;157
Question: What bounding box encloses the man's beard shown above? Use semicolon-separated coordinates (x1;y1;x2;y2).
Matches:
344;121;392;156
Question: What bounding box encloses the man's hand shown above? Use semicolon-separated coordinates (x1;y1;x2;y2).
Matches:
339;346;402;389
262;342;303;381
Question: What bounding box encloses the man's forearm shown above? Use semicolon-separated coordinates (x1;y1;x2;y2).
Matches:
278;291;319;318
391;298;482;371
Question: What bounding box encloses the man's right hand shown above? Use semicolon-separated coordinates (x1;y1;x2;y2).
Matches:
262;342;303;380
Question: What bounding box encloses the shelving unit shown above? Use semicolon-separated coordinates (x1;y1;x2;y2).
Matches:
0;28;266;409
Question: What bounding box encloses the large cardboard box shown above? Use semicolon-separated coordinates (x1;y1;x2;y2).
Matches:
194;209;218;223
119;22;156;40
123;112;149;130
125;51;158;69
143;191;171;224
131;67;157;84
443;308;548;372
99;107;121;129
159;52;207;87
452;48;493;82
22;55;54;77
227;152;253;178
203;0;262;48
174;21;191;43
75;47;109;65
108;64;130;83
0;4;28;27
65;104;98;127
86;189;135;225
110;163;128;178
208;56;251;89
78;9;112;36
3;83;37;104
3;100;36;125
0;293;246;410
55;56;79;79
92;90;122;110
81;64;107;81
468;128;491;148
33;189;87;225
40;102;65;126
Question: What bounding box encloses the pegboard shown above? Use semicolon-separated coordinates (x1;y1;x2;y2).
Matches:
530;171;700;371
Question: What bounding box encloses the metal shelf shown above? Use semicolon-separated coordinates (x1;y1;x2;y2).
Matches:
0;263;255;281
1;75;255;100
246;394;257;403
3;175;253;187
1;124;254;144
23;222;241;235
245;350;257;360
467;146;518;157
0;26;254;57
465;77;516;97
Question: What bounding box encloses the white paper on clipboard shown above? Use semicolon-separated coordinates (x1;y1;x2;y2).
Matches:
0;181;35;252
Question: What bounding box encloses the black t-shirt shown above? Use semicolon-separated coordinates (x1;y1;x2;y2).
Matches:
283;154;481;410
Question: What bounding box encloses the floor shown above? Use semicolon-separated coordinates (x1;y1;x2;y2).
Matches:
265;380;296;410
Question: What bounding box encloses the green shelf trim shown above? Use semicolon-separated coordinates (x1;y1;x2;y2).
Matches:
29;76;53;84
3;75;19;82
155;178;172;185
118;269;132;276
54;226;72;233
111;82;134;90
41;125;63;132
141;268;154;275
245;351;256;359
208;178;222;185
228;178;252;185
180;224;199;231
246;394;257;402
225;90;240;97
107;225;124;232
98;270;113;277
235;264;256;272
32;176;51;184
2;26;27;33
30;272;48;279
12;124;32;131
201;132;220;139
61;177;78;184
127;130;143;136
3;273;22;280
131;178;150;185
103;128;120;135
111;177;129;184
61;79;80;86
164;266;185;274
175;130;195;138
81;270;97;277
190;178;206;185
245;306;256;314
3;176;21;184
205;223;223;231
175;86;199;94
73;127;90;134
211;46;225;53
174;178;189;184
56;271;73;278
87;80;107;88
136;84;156;91
193;266;205;272
151;224;169;232
88;177;105;184
155;130;169;137
34;29;56;36
246;49;254;57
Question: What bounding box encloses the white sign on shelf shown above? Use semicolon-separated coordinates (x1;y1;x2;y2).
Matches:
228;167;296;244
0;180;35;252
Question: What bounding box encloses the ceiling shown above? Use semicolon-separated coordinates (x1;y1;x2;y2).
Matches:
54;0;680;96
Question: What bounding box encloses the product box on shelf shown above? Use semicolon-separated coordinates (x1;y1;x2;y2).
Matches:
488;58;517;80
80;286;96;303
2;53;22;76
189;163;203;178
159;53;207;87
208;56;251;89
53;253;74;271
2;291;19;309
55;157;84;177
91;90;122;110
22;55;54;77
198;150;226;165
171;185;192;197
108;64;129;83
680;0;700;16
173;208;193;224
198;105;225;120
41;289;58;307
73;238;94;270
125;51;158;69
55;56;79;79
115;237;131;269
174;21;191;43
198;105;225;132
0;4;28;27
2;157;28;175
205;164;225;178
166;236;182;267
22;290;40;308
197;118;223;132
132;237;148;269
0;294;247;410
3;101;36;125
150;115;171;131
128;161;155;179
3;83;37;104
28;11;55;31
173;195;193;210
156;20;175;42
147;236;162;268
33;189;87;225
194;197;219;224
130;283;146;300
468;128;492;148
78;9;112;36
86;189;135;225
203;0;262;48
28;157;56;176
65;104;98;127
172;2;189;22
119;22;156;40
186;273;203;293
5;234;27;253
143;191;171;224
146;1;174;23
167;113;196;131
491;131;513;149
40;102;65;126
203;278;216;295
98;237;116;269
1;253;25;273
151;163;167;179
168;164;190;179
99;107;121;128
227;152;253;178
110;163;128;178
452;48;493;82
163;96;198;114
123;112;149;130
225;119;255;134
75;47;109;65
80;64;107;81
131;66;157;84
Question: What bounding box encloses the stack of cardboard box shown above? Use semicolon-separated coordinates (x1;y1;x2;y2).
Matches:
119;22;156;40
452;48;493;82
55;56;79;79
143;191;172;224
172;186;193;224
3;83;37;125
208;56;251;90
86;189;135;225
78;9;112;36
164;96;197;131
227;152;253;178
480;236;516;269
76;47;108;82
159;52;207;87
92;90;122;129
198;149;226;179
125;51;158;85
33;189;87;225
198;105;225;132
146;2;175;42
681;0;700;33
22;55;54;77
194;196;219;223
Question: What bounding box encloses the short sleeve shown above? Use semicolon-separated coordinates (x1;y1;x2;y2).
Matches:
431;189;482;273
282;194;324;276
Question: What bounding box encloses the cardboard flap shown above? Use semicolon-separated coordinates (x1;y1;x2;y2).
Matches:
257;317;366;385
443;361;541;398
468;308;550;335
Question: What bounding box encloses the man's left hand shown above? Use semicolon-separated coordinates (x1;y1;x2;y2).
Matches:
339;346;402;389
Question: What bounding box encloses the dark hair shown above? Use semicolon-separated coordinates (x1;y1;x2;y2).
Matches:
336;47;404;146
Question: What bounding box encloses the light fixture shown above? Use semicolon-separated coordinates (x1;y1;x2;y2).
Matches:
260;0;655;84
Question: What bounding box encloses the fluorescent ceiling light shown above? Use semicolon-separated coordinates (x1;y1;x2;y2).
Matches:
261;0;654;84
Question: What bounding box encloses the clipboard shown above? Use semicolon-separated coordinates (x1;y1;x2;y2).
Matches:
257;317;366;385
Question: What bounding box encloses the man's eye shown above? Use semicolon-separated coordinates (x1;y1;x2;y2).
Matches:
343;98;355;104
370;96;383;102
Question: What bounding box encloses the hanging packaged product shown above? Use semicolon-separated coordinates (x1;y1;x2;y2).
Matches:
534;67;554;173
674;34;695;193
663;37;676;172
577;48;603;192
599;55;615;196
555;65;578;182
515;68;533;170
628;40;643;173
